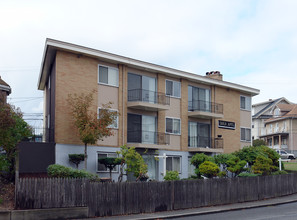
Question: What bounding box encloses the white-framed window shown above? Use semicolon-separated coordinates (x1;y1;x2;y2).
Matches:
166;80;181;98
240;127;251;142
283;121;287;132
269;124;273;133
166;156;181;173
97;152;119;172
274;108;280;116
165;117;181;135
98;65;119;87
275;123;279;132
240;95;251;111
98;108;118;129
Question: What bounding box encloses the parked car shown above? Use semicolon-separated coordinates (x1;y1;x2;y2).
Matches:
276;150;296;160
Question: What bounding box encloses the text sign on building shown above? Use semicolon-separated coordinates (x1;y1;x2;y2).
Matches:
218;120;236;130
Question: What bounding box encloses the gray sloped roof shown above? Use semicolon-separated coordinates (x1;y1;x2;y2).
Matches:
253;98;282;118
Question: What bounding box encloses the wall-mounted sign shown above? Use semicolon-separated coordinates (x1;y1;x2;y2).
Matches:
218;120;236;130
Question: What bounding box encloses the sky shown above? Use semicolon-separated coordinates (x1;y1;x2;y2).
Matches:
1;0;297;128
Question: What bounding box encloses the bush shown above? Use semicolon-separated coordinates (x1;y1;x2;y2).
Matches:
218;171;227;178
238;172;261;177
47;164;99;180
164;171;180;181
199;161;220;178
272;170;288;175
252;155;278;175
226;156;247;177
253;139;266;147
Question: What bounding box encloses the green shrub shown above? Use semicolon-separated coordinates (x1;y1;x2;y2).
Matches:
0;197;3;205
252;155;278;175
47;164;99;180
272;170;288;175
164;171;180;181
218;171;227;178
253;139;266;147
226;156;247;177
199;161;220;178
69;154;85;169
238;172;261;177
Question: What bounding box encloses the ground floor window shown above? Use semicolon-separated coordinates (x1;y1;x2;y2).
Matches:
166;156;181;173
97;152;118;172
142;155;158;180
281;137;287;145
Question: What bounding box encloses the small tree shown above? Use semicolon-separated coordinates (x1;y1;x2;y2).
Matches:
226;156;247;177
253;139;266;147
67;92;117;170
214;153;235;171
69;154;85;169
0;103;32;182
98;157;121;179
199;161;220;178
190;153;214;178
116;145;148;182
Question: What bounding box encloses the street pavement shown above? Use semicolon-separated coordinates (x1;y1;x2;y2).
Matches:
76;193;297;219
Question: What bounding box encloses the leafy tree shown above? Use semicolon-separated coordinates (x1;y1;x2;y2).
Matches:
67;92;117;169
0;103;32;182
98;157;121;179
116;145;148;182
199;161;220;178
253;139;266;147
226;156;247;177
214;153;235;171
233;146;260;166
69;154;85;169
252;155;278;175
164;170;180;181
190;153;214;178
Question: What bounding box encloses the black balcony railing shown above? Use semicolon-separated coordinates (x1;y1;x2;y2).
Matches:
127;130;170;145
22;127;54;143
188;100;223;114
128;89;170;105
188;136;223;149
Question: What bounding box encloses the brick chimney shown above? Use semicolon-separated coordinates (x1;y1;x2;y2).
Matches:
205;71;223;81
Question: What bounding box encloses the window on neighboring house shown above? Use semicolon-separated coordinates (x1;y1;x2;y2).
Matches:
98;108;118;129
269;124;273;133
283;121;287;132
268;138;272;146
98;65;119;87
240;127;251;142
166;80;181;98
240;96;251;111
274;108;280;116
166;156;181;173
281;137;287;145
97;152;118;172
166;117;181;135
275;123;279;132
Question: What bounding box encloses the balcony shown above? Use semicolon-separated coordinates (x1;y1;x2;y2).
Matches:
188;137;223;153
127;89;170;111
188;100;223;119
127;130;170;149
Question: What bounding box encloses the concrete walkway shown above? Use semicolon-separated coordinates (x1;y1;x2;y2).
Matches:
81;193;297;219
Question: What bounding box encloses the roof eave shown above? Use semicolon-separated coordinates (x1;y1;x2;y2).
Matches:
37;38;260;96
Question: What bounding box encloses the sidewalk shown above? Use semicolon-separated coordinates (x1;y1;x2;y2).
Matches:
82;193;297;219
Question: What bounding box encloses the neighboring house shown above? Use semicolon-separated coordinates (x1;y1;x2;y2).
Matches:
258;103;297;156
0;76;11;103
37;39;259;181
252;97;291;140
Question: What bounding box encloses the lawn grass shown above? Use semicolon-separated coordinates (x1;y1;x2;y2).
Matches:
284;161;297;171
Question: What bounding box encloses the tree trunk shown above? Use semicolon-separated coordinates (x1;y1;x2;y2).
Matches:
84;143;87;170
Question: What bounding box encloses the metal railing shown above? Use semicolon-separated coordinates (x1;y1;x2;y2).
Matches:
128;130;170;145
22;128;54;143
128;89;170;105
188;100;223;114
188;137;223;149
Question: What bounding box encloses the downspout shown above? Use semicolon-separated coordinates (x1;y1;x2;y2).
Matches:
291;118;293;152
122;65;125;146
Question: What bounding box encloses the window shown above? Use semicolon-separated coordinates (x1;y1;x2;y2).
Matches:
188;157;195;177
269;124;273;133
275;123;279;132
268;138;272;146
240;96;251;111
188;85;210;111
240;127;251;142
166;80;181;98
166;156;181;173
188;122;211;148
97;152;118;172
98;65;119;87
166;118;181;135
98;108;118;129
274;108;280;116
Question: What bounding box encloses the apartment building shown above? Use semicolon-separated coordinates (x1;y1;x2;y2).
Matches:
38;39;259;181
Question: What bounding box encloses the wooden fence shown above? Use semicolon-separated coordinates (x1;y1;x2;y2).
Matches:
16;173;297;217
